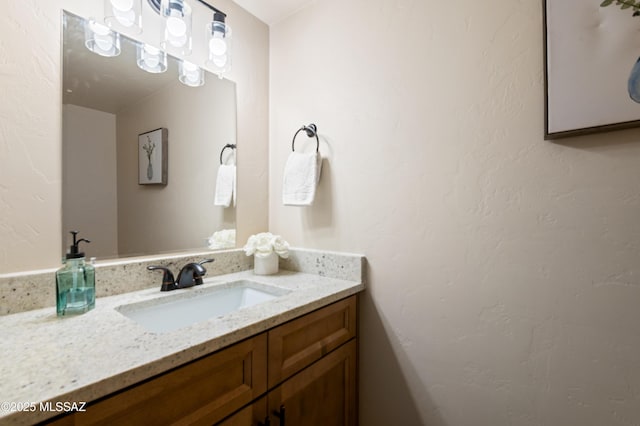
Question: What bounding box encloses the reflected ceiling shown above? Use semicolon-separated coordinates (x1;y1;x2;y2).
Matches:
63;15;176;114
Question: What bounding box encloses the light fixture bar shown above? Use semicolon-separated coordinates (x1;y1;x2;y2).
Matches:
194;0;225;18
147;0;226;18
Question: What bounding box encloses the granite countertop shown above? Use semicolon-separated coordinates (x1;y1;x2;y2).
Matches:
0;261;365;425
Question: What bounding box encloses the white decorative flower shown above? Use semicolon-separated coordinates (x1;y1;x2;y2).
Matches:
272;235;290;259
243;234;258;256
243;232;290;259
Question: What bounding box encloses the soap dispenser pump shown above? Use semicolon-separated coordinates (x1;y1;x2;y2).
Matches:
56;231;95;317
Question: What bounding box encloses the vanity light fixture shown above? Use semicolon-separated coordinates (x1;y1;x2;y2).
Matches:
160;0;193;55
206;11;231;75
147;0;232;75
104;0;142;34
92;0;231;84
84;18;121;57
179;60;205;87
137;43;168;73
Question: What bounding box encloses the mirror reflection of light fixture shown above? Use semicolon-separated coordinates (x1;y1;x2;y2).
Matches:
179;60;205;87
160;0;192;55
137;43;168;73
84;18;121;57
206;12;231;75
104;0;142;33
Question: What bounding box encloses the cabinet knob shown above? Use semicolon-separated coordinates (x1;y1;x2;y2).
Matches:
257;416;271;426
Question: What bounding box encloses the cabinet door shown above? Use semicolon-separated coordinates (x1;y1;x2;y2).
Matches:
268;296;357;388
60;334;267;426
268;340;357;426
216;397;267;426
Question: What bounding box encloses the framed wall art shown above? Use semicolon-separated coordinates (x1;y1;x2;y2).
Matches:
138;128;168;185
544;0;640;139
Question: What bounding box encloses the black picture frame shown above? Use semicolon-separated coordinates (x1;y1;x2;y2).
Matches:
138;128;168;185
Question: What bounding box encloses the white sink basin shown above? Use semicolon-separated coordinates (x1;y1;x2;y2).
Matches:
116;280;289;333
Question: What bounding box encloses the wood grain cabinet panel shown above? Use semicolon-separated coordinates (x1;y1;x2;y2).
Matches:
268;296;357;388
267;340;357;426
52;334;267;426
216;396;267;426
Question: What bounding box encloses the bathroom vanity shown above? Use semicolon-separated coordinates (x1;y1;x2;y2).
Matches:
50;296;356;425
0;249;365;425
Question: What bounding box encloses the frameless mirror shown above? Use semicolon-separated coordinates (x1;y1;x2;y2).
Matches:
62;11;237;261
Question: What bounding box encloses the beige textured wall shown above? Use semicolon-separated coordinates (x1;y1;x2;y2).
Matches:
116;79;236;256
270;1;640;425
62;104;118;259
0;0;269;273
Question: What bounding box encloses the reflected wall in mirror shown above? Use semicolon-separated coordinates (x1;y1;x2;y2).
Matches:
62;11;237;261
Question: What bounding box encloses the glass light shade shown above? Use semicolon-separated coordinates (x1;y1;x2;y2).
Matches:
136;43;168;73
84;18;121;57
206;22;232;75
160;0;192;55
179;60;204;87
104;0;142;34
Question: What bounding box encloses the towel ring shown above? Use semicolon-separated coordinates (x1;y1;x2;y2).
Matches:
292;124;319;152
219;144;236;165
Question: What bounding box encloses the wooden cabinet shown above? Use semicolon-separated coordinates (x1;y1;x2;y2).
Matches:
261;296;357;426
268;340;357;426
268;296;357;388
46;296;358;426
49;335;267;426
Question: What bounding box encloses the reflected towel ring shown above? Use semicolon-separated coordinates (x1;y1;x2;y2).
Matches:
219;143;236;165
292;124;319;152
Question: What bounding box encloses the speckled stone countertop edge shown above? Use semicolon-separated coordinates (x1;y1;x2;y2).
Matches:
0;247;365;317
0;261;365;425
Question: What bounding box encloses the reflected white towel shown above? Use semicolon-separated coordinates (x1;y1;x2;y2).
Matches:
214;164;236;207
282;151;322;206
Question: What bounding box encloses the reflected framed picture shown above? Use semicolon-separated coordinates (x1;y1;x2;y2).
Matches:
544;0;640;139
138;128;168;185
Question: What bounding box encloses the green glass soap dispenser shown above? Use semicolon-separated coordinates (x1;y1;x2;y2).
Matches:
56;231;95;317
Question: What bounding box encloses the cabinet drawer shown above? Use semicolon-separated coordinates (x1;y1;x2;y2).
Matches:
216;396;267;426
57;334;267;426
268;296;357;387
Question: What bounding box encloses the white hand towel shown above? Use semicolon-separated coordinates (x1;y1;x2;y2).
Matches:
214;164;236;207
282;151;322;206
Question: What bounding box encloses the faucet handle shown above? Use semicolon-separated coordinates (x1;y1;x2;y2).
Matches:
147;266;176;292
193;259;215;285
